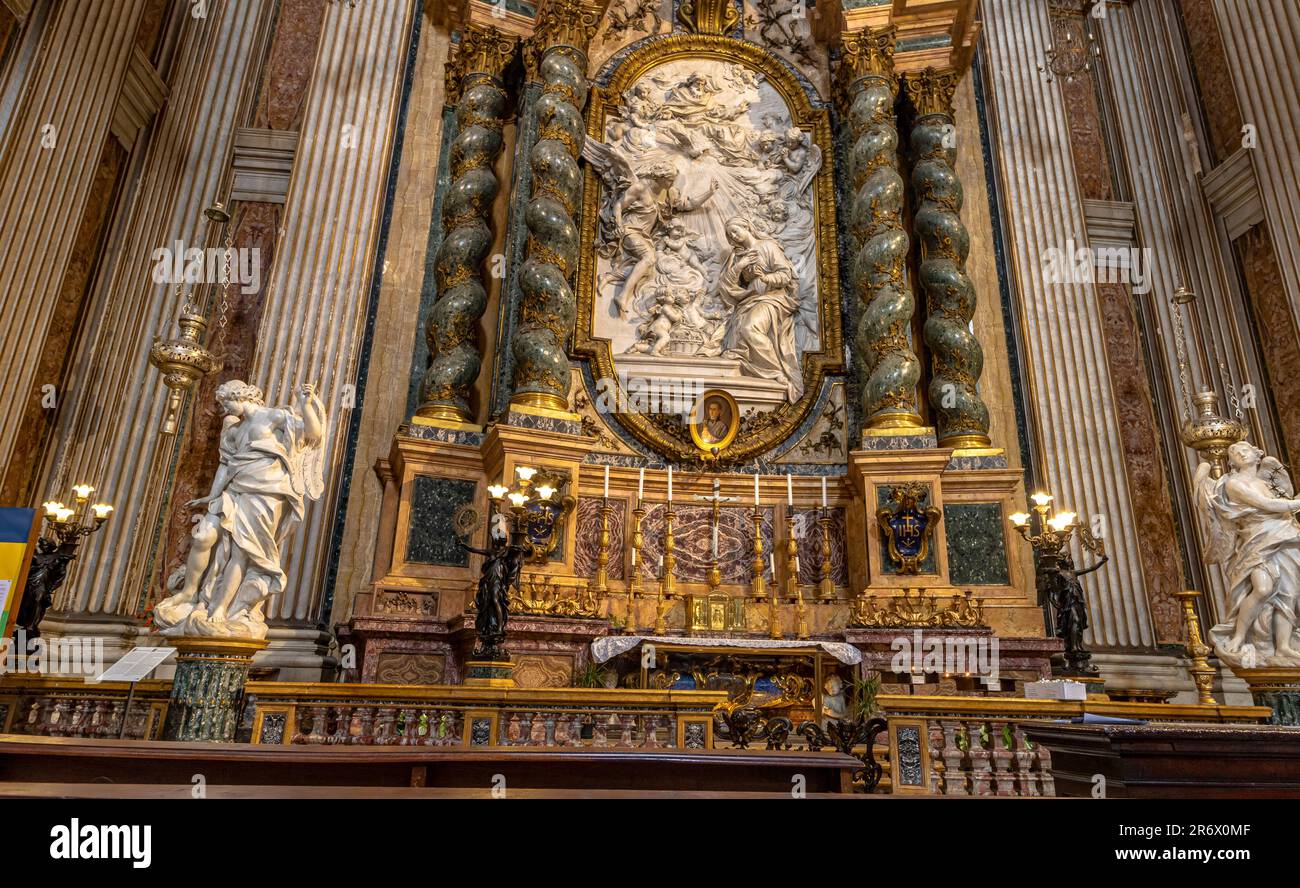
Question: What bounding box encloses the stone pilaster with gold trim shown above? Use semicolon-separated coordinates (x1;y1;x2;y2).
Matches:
509;0;604;413
906;68;991;448
417;25;519;423
839;26;922;432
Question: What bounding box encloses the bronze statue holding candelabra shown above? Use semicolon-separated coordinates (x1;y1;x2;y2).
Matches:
1010;491;1107;677
16;488;113;644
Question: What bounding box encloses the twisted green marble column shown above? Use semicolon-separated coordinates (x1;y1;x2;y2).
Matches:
906;68;991;448
510;0;602;414
840;26;922;431
417;25;518;423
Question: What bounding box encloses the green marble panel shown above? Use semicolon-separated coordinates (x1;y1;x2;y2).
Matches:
944;502;1010;586
406;476;478;567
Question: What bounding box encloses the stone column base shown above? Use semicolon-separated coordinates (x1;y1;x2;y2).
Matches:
1235;667;1300;725
163;636;268;742
463;660;516;688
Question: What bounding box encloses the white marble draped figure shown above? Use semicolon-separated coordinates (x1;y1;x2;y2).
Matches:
716;217;804;400
1195;441;1300;667
154;380;327;640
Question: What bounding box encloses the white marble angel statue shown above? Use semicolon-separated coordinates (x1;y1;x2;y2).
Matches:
1195;441;1300;667
154;380;327;640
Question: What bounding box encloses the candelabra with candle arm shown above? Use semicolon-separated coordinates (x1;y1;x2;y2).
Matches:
15;486;114;642
654;506;677;634
1009;491;1107;677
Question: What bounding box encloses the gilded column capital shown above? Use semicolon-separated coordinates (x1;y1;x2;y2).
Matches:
837;25;898;95
905;67;960;119
525;0;605;81
445;24;519;105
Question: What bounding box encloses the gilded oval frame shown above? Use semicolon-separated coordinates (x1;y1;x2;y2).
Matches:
689;388;741;456
572;34;843;463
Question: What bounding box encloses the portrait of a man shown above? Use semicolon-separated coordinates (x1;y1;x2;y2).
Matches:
689;389;739;455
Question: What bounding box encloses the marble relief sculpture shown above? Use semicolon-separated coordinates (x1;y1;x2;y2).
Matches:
583;58;821;409
1195;441;1300;667
154;381;327;640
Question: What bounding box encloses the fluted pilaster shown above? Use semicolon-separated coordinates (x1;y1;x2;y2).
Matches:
250;0;416;626
35;0;266;622
981;0;1151;649
839;26;922;430
0;0;146;482
1214;0;1300;334
416;24;518;423
906;68;991;448
509;0;603;413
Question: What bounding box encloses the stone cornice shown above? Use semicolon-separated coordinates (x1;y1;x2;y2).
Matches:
839;0;981;75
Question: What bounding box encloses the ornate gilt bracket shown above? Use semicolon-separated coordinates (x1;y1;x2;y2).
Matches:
677;0;740;36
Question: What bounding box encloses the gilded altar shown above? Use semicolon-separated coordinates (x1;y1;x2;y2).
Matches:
345;0;1043;692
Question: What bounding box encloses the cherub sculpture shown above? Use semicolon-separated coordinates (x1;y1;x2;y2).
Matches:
1195;441;1300;667
154;380;327;640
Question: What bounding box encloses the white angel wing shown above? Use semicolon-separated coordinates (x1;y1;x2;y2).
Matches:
1193;460;1236;564
1260;455;1294;498
581;135;633;189
794;140;823;195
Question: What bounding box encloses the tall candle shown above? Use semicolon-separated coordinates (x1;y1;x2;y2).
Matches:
753;473;760;506
603;464;610;499
667;465;673;502
632;548;637;566
770;553;776;578
786;473;793;506
821;475;827;509
638;467;645;501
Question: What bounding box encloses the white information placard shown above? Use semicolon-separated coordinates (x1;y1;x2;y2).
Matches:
92;646;175;684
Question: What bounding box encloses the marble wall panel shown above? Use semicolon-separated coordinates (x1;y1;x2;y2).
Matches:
573;496;627;580
793;506;848;586
406;476;478;567
638;504;776;584
944;502;1010;587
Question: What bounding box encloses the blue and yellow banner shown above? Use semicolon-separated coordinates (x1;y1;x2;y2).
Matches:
0;508;38;637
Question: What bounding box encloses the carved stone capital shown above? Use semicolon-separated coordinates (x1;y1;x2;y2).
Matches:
677;0;741;36
838;25;897;93
446;24;519;104
905;67;959;119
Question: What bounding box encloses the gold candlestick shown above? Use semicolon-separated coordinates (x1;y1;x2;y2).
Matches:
794;586;809;640
817;508;834;601
662;506;677;600
1175;590;1217;705
625;500;644;635
750;508;766;602
768;578;782;639
594;497;612;597
785;514;800;602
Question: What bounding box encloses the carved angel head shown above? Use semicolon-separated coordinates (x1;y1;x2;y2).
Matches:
214;379;265;414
